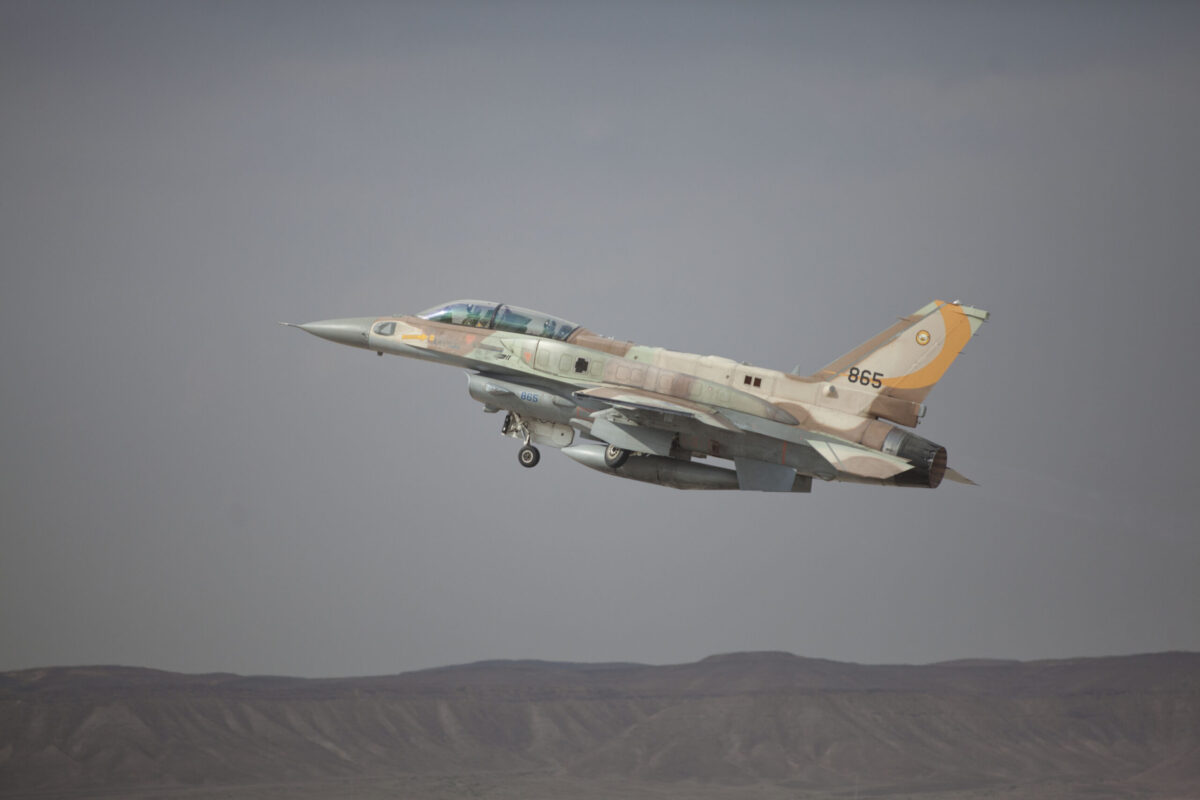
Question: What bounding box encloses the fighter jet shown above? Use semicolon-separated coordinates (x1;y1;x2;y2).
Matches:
285;299;987;492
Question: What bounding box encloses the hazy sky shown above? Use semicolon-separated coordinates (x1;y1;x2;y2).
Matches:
3;1;1198;678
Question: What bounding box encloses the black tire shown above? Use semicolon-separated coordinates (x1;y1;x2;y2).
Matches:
603;444;629;468
518;445;540;468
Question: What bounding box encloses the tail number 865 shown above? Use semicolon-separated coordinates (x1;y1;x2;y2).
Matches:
847;367;883;388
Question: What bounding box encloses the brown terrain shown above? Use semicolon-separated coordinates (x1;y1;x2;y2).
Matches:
1;651;1198;799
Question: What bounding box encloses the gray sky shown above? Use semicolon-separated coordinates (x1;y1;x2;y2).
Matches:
2;1;1198;678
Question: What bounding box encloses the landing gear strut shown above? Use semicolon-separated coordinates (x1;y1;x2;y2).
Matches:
501;412;520;438
518;445;541;468
503;412;541;468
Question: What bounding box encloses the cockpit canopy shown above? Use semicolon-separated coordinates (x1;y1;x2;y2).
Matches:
416;300;579;342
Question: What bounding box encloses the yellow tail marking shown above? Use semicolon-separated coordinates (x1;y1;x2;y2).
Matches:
881;302;972;390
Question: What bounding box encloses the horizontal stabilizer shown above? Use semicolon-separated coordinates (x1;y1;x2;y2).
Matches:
808;440;913;481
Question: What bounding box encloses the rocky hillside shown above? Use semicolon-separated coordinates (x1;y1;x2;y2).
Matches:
2;652;1198;797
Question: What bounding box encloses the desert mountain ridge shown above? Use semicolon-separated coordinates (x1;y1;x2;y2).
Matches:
2;650;1198;798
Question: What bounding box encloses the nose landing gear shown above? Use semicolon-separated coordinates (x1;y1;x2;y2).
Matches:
503;412;542;468
517;444;541;468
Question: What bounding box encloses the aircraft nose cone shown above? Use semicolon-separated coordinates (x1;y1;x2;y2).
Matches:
293;317;375;349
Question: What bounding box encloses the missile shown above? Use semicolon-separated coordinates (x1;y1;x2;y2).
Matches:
562;444;812;492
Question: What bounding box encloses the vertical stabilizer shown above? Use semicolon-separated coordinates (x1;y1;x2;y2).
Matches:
813;300;989;407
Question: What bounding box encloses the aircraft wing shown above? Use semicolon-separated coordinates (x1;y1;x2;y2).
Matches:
574;386;739;432
573;385;737;459
573;384;914;487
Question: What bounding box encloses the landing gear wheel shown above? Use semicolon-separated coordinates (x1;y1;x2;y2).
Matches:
603;444;630;468
518;445;541;468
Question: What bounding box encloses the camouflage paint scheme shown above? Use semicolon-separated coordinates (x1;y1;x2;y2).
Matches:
287;300;988;492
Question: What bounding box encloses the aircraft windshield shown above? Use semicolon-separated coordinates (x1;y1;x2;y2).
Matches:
416;300;579;341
